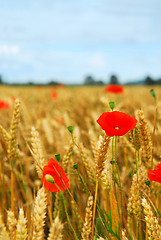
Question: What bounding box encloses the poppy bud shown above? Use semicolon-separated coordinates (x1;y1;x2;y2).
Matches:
45;174;55;183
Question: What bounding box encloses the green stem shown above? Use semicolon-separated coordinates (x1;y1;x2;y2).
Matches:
133;129;138;182
52;183;79;240
76;170;88;192
114;136;123;223
112;137;115;177
60;191;79;240
112;137;120;219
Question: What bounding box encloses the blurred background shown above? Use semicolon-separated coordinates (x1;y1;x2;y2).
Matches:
0;0;160;85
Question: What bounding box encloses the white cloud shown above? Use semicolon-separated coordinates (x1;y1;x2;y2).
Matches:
88;54;106;68
0;45;20;55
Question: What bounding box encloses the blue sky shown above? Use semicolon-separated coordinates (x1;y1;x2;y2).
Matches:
0;0;161;84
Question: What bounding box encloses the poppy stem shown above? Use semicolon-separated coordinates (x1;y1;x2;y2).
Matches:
53;183;79;240
151;105;157;170
60;191;79;240
133;129;138;182
112;137;120;219
76;169;88;192
114;136;123;228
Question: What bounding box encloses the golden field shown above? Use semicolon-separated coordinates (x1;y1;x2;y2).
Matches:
0;85;161;240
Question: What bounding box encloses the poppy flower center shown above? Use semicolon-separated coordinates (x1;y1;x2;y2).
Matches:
114;126;120;130
45;174;55;183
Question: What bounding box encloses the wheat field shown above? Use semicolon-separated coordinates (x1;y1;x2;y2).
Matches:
0;85;161;240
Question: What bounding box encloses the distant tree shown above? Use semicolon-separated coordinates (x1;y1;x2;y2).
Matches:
157;78;161;85
28;81;34;85
96;80;104;85
84;75;95;85
109;75;119;85
0;75;3;84
48;80;58;85
144;76;155;85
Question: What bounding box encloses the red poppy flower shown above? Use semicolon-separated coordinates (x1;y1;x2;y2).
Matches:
0;100;10;109
58;83;64;88
51;90;58;100
42;158;69;192
10;96;16;102
97;111;137;137
105;85;124;94
56;118;64;123
148;163;161;183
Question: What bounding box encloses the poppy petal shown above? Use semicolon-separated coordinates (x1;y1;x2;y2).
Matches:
42;158;69;192
97;111;137;137
105;85;124;94
148;164;161;183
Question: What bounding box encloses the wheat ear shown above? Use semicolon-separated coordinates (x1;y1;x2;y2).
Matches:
88;129;98;158
127;165;150;219
100;157;112;190
79;143;96;185
31;187;47;240
62;141;74;171
7;210;17;240
142;198;161;239
8;98;20;161
95;134;111;178
0;125;10;151
8;98;20;211
31;127;46;178
136;110;152;168
0;213;10;240
41;118;54;145
47;216;63;240
81;195;93;240
16;208;28;240
122;230;128;240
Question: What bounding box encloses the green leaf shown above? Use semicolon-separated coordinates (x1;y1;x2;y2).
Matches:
93;235;97;240
72;151;75;156
150;89;156;98
157;207;161;218
109;101;115;111
73;163;78;169
55;154;60;161
67;126;73;133
96;217;106;238
145;180;150;186
8;189;11;194
96;204;121;240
